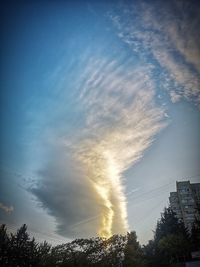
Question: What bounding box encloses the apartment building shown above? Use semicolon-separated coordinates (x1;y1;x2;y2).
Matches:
169;181;200;231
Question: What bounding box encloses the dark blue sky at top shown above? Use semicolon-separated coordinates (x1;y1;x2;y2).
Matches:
0;0;126;166
0;0;146;170
0;1;89;164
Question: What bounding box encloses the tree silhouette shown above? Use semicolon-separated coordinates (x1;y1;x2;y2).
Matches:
190;216;200;251
0;224;9;266
154;207;189;242
123;231;145;267
8;224;38;266
35;241;51;267
144;207;191;266
0;213;195;267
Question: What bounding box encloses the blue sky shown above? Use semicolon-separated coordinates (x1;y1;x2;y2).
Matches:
0;0;200;244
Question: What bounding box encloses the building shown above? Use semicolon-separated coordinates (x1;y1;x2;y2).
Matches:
169;181;200;231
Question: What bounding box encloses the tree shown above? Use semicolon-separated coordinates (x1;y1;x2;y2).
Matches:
99;235;126;267
37;241;52;267
0;224;9;266
9;224;38;266
190;216;200;251
144;207;191;266
158;233;191;264
154;207;189;243
123;231;145;267
143;239;158;267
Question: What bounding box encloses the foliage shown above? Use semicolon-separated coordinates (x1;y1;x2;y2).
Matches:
0;206;198;266
158;234;191;263
190;216;200;251
0;224;51;267
0;224;9;266
143;207;192;266
154;207;189;242
123;231;145;267
0;224;127;267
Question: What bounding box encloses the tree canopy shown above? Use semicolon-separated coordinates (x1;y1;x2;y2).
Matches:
0;206;199;266
144;207;192;266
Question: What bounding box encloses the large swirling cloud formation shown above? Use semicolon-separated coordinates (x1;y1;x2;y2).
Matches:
31;56;166;238
66;58;165;238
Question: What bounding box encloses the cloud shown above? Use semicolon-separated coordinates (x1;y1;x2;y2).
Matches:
0;202;14;214
109;0;200;106
167;0;200;73
31;151;101;238
31;56;166;239
169;90;182;103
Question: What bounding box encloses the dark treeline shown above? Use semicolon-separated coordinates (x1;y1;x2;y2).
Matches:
0;207;199;267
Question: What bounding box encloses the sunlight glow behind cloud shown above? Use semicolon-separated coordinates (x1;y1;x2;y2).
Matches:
31;55;166;238
1;0;199;245
70;58;166;238
29;0;199;240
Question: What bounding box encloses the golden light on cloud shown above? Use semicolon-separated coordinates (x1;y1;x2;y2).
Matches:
71;58;166;238
78;145;123;239
93;183;114;238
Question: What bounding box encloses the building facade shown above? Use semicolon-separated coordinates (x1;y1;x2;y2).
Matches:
169;181;200;231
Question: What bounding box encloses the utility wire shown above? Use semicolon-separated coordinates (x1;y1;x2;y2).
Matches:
1;173;199;243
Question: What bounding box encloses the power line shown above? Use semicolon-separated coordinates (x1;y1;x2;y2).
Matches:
133;198;167;228
1;173;199;243
127;173;200;204
0;221;69;244
128;181;173;201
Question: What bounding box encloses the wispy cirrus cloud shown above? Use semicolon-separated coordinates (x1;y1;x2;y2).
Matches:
31;55;166;238
109;0;200;106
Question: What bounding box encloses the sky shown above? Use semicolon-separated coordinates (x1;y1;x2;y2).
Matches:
0;0;200;245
